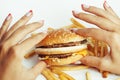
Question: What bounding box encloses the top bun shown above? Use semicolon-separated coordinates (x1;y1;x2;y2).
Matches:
37;28;85;47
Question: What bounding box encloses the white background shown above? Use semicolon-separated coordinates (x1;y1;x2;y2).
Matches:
0;0;120;29
0;0;120;80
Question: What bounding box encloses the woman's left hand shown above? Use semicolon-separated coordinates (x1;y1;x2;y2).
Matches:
72;1;120;74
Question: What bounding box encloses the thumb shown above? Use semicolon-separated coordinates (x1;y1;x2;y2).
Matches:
30;61;46;76
80;56;102;69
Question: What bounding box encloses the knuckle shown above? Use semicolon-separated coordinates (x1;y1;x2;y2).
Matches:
87;28;96;35
82;58;89;64
78;13;86;18
9;46;19;57
16;26;29;34
98;60;105;70
19;26;27;31
89;6;96;12
94;17;102;24
0;42;8;52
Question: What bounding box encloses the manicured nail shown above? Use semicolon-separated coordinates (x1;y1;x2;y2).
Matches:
72;10;80;18
25;10;33;17
70;28;78;32
104;1;110;7
82;4;90;9
6;13;11;20
39;20;44;24
72;10;80;14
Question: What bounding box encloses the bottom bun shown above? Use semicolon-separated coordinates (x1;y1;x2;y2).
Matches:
43;55;83;65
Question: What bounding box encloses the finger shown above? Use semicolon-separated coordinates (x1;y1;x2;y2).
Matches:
81;55;113;71
6;21;44;47
80;56;101;69
0;13;12;41
103;1;120;25
81;4;120;26
71;28;113;45
16;32;47;58
72;11;120;32
30;61;46;76
3;10;33;41
103;1;118;17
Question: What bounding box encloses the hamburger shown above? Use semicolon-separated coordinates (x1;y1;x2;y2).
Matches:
35;28;88;65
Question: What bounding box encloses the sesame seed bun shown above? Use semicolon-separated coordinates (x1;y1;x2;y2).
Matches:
36;28;85;46
35;28;88;65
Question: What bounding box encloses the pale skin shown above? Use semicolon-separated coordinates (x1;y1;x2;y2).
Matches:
72;1;120;74
0;10;47;80
0;1;120;80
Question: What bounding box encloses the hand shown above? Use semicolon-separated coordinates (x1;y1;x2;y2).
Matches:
0;10;47;80
72;1;120;74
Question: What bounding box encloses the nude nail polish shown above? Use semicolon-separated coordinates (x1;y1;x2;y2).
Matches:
25;10;33;17
72;10;80;18
39;20;44;24
72;10;80;14
70;28;78;32
82;4;90;9
6;13;11;20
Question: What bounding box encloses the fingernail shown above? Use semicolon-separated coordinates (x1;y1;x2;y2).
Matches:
39;20;44;24
104;1;110;7
70;28;78;32
25;10;33;17
72;10;80;14
72;10;80;18
82;4;90;9
6;13;11;20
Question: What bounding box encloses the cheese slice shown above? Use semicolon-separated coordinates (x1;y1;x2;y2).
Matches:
74;49;88;57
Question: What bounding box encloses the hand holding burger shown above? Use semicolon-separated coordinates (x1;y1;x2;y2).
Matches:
0;11;47;80
72;1;120;74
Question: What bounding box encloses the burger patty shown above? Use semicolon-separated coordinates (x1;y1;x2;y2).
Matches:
37;39;87;48
38;53;73;59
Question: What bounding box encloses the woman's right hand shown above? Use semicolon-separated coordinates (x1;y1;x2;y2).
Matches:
72;1;120;74
0;10;47;80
